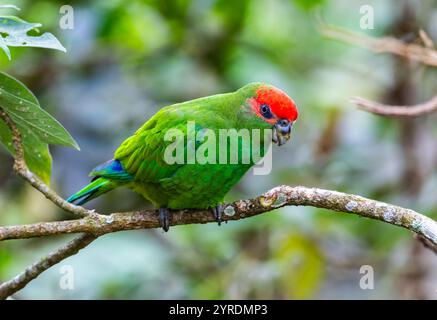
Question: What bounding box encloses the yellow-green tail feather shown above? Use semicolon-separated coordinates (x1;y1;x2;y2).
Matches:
67;177;119;205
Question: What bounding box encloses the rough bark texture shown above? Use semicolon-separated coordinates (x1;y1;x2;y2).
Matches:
1;184;437;300
1;185;437;245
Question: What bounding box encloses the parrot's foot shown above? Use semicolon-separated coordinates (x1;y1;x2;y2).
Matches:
211;205;224;226
158;208;171;232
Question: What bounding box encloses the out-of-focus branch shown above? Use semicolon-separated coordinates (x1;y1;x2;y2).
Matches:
419;29;434;49
319;24;437;118
321;24;437;67
351;96;437;117
0;234;97;300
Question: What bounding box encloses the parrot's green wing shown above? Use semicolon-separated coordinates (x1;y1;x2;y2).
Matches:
114;103;217;184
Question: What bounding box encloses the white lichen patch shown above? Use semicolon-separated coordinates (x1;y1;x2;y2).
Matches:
411;219;424;231
345;201;358;211
224;206;235;216
421;222;437;244
410;217;437;244
383;207;395;222
319;190;333;198
105;215;114;224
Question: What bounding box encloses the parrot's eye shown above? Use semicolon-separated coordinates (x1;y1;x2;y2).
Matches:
260;104;273;119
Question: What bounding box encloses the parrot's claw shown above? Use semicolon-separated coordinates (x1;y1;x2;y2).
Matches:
212;205;224;226
158;208;171;232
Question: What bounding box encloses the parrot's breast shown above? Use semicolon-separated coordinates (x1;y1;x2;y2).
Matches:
128;163;252;209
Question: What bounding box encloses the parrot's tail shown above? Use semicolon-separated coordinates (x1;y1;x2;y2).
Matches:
67;177;119;205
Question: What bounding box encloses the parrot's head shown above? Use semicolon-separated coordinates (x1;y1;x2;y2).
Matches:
238;83;298;146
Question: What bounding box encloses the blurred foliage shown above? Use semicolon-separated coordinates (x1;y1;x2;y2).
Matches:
0;0;437;299
0;4;66;60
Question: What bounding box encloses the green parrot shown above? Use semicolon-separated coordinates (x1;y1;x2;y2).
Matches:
67;82;299;231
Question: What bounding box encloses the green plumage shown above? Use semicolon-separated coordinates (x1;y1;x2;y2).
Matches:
68;83;273;209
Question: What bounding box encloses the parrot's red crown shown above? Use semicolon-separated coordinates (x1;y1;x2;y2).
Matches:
254;87;298;123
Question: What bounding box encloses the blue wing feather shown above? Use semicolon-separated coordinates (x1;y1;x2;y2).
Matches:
67;159;132;205
89;159;133;181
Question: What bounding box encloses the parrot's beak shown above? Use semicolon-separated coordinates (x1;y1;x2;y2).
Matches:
272;119;292;146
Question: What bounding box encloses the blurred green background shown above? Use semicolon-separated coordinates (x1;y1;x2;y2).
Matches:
1;0;437;299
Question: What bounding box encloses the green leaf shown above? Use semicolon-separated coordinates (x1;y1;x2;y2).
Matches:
0;72;79;184
0;70;38;103
0;16;66;60
0;120;52;184
0;72;53;184
0;72;79;149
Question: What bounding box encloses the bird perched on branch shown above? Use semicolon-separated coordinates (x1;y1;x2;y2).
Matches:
67;83;298;231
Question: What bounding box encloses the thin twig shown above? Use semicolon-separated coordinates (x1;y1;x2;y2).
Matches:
419;29;434;49
321;25;437;67
0;233;96;299
351;96;437;117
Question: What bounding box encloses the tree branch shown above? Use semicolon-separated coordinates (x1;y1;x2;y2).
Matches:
0;234;97;300
1;184;437;299
351;96;437;117
320;24;437;67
